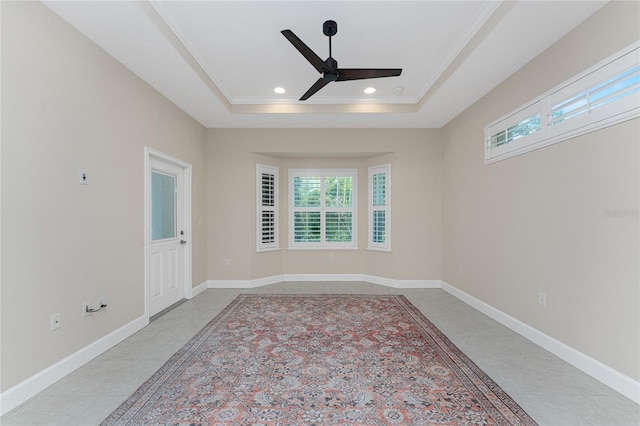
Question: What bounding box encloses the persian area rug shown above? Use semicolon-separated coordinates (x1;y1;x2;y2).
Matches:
102;295;536;425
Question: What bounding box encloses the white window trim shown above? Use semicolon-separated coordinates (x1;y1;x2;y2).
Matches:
256;164;279;252
368;163;391;252
485;41;640;165
288;168;358;250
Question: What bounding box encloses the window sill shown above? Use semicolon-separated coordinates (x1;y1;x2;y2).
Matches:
367;247;392;253
256;247;281;253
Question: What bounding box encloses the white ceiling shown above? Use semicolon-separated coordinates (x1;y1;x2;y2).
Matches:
42;1;607;129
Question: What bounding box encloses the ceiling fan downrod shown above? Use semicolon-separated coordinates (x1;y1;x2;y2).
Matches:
323;20;338;81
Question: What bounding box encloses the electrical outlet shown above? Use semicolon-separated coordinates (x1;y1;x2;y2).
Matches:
50;313;61;330
328;254;334;262
224;259;230;267
82;302;91;317
458;265;464;275
538;292;547;307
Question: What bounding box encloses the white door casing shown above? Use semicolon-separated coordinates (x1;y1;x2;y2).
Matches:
145;148;192;318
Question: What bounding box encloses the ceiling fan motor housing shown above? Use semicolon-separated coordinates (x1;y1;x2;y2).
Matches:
323;57;339;81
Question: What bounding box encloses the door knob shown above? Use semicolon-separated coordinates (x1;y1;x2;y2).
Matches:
180;240;187;245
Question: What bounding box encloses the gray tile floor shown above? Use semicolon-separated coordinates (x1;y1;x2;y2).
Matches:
2;282;638;425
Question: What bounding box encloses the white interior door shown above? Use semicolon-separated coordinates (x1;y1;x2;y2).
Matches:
149;157;185;316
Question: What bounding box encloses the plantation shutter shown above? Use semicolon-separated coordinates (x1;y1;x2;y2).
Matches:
257;164;279;251
368;164;390;251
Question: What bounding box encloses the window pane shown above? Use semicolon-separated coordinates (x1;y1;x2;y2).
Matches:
505;114;541;145
151;171;176;241
489;114;541;150
373;210;386;243
490;130;507;148
294;212;321;242
326;212;352;242
261;211;275;243
551;92;588;124
551;65;640;125
325;176;352;207
372;173;386;207
590;65;640;108
294;176;321;207
261;173;275;207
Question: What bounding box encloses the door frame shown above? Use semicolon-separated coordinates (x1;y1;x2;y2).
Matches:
144;147;193;319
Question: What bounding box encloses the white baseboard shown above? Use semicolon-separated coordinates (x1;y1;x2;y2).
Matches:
208;275;285;288
283;273;365;282
440;280;640;405
364;275;441;288
0;314;148;416
207;274;439;289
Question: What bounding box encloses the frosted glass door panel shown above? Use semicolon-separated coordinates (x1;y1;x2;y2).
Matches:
152;171;176;241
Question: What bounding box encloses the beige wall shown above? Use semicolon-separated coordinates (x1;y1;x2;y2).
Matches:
441;1;640;380
206;129;441;281
1;2;207;391
2;0;638;403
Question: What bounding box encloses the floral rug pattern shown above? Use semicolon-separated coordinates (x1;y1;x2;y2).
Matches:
102;295;536;425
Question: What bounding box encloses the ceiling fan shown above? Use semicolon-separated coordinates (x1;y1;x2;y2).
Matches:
281;20;402;101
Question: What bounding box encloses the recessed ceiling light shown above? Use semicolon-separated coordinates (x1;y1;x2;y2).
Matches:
364;87;376;94
274;87;286;94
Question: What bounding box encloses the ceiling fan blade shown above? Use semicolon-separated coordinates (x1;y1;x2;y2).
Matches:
336;68;402;81
281;30;327;74
300;78;330;101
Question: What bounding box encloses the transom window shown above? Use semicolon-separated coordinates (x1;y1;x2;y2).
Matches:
485;41;639;164
289;169;357;249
